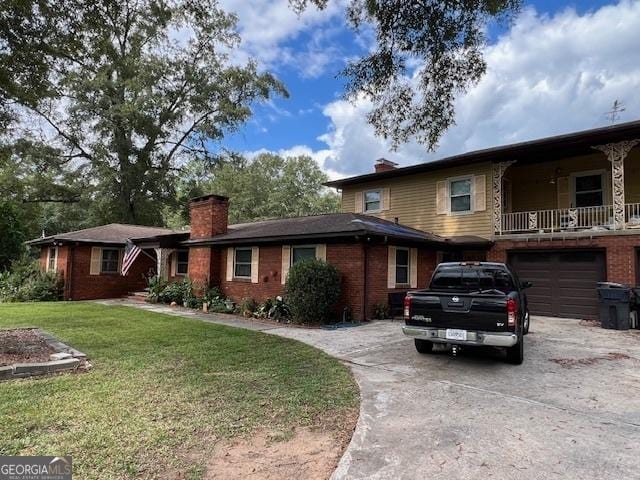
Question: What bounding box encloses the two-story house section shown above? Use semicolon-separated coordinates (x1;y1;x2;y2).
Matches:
326;120;640;320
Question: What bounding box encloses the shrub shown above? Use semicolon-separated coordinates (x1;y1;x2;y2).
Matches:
146;276;167;303
285;259;341;324
373;302;390;320
239;297;258;317
0;256;62;302
255;296;291;322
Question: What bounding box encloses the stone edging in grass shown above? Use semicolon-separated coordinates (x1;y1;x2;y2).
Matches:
0;328;89;381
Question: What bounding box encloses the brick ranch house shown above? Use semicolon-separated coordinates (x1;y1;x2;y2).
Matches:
30;121;640;320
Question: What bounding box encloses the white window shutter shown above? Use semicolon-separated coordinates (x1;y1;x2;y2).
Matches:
170;253;177;277
436;181;448;215
316;244;327;261
473;175;486;212
46;248;52;272
251;247;259;284
281;245;291;285
387;246;396;289
118;249;124;274
90;247;101;275
354;191;363;213
382;187;391;211
557;176;570;208
410;248;418;288
226;248;234;281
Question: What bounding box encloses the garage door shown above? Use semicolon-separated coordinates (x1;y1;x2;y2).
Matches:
508;250;606;320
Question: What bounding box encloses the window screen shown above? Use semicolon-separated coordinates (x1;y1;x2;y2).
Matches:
234;248;252;278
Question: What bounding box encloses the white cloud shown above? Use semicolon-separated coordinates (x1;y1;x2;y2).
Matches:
220;0;348;76
310;0;640;175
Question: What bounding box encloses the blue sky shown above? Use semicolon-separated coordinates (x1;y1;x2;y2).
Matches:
218;0;640;178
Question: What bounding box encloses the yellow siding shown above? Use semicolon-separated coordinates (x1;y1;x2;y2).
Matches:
341;162;493;238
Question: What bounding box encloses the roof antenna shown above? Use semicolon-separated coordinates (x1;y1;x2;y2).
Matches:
605;100;626;124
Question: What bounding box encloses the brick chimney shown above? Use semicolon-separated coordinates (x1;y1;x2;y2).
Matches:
374;157;398;173
189;194;229;239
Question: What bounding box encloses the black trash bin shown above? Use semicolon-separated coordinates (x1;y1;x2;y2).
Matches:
597;282;631;330
631;288;640;329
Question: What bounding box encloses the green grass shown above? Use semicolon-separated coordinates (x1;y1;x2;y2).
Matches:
0;302;359;479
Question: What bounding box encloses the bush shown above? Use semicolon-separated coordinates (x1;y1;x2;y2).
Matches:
373;302;390;320
255;296;291;322
239;297;258;317
0;256;62;302
284;259;341;324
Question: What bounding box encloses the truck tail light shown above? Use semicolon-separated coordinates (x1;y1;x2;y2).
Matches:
507;298;518;327
404;296;412;320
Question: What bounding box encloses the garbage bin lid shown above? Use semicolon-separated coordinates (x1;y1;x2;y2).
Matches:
597;282;627;289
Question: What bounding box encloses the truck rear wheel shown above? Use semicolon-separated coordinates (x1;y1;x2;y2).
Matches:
415;339;434;354
506;336;524;365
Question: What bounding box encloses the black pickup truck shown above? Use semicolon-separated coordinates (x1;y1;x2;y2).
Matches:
402;262;532;364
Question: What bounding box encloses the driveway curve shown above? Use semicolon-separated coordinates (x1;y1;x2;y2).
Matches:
103;300;640;480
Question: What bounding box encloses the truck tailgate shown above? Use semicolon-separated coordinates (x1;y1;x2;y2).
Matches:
406;293;510;332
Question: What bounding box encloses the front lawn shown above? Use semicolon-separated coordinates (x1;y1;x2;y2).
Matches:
0;303;358;479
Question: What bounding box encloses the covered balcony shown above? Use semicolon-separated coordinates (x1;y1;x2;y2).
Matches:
492;135;640;236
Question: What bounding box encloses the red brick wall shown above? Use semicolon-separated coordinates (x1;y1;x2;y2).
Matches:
189;195;228;239
188;247;212;287
364;245;437;319
327;244;366;320
489;235;640;285
218;245;284;302
63;245;154;300
189;242;439;321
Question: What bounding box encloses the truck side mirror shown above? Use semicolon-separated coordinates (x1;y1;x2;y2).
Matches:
521;281;533;289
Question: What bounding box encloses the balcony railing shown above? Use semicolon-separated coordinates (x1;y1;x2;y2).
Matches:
500;203;640;234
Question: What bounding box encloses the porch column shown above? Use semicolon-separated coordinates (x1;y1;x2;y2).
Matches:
492;161;516;234
154;248;175;281
593;140;639;230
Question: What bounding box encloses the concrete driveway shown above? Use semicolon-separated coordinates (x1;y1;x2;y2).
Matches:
105;301;640;480
272;318;640;480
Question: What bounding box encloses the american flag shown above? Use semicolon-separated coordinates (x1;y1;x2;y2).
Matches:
121;239;142;276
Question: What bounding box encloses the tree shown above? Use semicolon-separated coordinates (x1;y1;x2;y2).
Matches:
167;153;340;227
0;0;286;225
291;0;521;149
0;200;27;271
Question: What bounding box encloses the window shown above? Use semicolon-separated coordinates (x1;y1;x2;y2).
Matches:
395;248;410;285
292;246;317;265
47;247;57;272
573;172;604;208
430;265;515;293
450;178;472;213
101;248;120;273
176;250;189;275
364;190;382;212
234;248;252;278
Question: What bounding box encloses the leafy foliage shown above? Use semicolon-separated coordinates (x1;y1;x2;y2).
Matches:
255;296;291;322
166;153;340;227
373;301;390;320
291;0;521;149
0;255;62;302
0;201;27;271
285;259;341;324
0;0;286;225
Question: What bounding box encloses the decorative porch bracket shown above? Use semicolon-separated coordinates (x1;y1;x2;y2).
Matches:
593;139;639;230
154;248;175;281
493;160;516;234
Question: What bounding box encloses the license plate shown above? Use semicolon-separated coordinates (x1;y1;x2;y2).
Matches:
446;329;467;341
